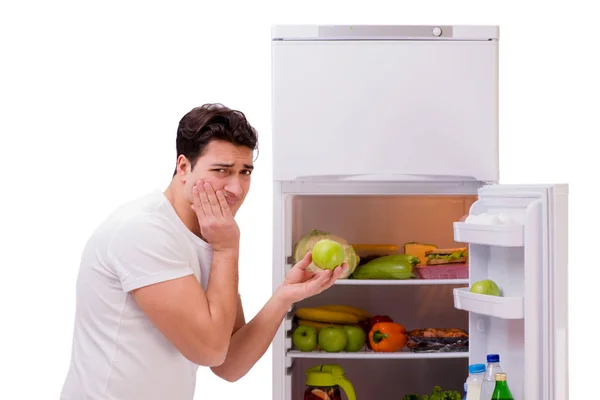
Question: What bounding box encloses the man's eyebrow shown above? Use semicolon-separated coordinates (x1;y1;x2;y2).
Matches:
210;162;254;170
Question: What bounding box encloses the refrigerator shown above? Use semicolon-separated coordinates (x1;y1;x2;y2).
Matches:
270;25;568;400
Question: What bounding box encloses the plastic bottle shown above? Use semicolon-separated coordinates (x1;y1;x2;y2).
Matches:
491;373;514;399
462;382;467;400
465;363;486;400
481;354;504;399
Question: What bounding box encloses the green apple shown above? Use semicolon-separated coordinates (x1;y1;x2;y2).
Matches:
312;239;345;270
318;327;348;352
292;325;318;352
470;279;502;296
343;325;366;352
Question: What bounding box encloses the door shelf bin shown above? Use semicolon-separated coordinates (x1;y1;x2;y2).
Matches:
453;287;524;319
453;222;524;247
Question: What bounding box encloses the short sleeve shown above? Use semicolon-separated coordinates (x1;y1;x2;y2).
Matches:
107;214;195;292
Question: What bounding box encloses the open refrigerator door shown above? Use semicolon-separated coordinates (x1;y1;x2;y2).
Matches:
453;184;568;400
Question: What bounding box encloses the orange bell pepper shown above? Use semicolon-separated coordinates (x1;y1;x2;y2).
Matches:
368;322;407;352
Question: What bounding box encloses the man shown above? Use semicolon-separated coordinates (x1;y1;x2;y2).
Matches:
61;103;347;399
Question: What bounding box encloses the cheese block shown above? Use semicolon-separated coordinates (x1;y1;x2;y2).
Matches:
351;244;399;265
351;244;399;255
403;242;438;266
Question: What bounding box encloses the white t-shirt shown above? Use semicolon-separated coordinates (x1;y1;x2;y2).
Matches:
61;190;215;400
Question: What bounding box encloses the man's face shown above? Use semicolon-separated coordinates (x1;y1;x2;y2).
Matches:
178;140;254;216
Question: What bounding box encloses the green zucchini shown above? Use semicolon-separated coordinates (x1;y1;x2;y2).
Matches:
350;254;419;280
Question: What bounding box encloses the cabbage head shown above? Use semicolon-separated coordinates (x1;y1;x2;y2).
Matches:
292;229;360;279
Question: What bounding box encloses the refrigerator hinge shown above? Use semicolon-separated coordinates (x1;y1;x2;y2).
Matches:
286;256;295;265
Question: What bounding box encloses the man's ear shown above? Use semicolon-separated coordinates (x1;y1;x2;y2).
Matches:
175;155;191;183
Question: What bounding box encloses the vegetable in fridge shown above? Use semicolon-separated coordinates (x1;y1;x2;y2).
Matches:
293;229;360;278
350;254;419;280
368;315;394;331
401;386;462;400
368;322;407;352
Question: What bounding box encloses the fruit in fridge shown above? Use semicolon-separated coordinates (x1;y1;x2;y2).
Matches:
304;387;341;400
297;319;346;333
292;325;318;352
350;254;420;280
318;327;348;352
311;239;345;270
293;229;360;278
295;307;361;324
343;325;367;352
470;279;502;296
315;304;370;321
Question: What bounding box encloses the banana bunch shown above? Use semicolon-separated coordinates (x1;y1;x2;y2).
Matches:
316;304;370;321
297;319;346;332
295;304;370;331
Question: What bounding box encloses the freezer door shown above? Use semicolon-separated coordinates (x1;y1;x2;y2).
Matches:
271;25;499;182
452;184;568;400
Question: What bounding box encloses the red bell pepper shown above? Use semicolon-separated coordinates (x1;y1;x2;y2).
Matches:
368;315;393;331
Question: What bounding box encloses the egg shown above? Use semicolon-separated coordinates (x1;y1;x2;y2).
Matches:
465;213;503;225
498;214;517;225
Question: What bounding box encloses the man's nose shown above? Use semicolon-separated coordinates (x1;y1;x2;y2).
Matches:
225;178;243;197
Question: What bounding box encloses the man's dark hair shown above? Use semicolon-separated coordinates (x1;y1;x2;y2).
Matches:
173;103;259;176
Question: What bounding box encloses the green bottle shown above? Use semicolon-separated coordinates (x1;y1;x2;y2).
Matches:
491;373;514;400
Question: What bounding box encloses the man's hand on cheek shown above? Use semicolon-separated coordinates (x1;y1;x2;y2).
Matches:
191;179;240;252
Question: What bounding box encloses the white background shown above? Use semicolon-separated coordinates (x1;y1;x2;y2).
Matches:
0;0;597;399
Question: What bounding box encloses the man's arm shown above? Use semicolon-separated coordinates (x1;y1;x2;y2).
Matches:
210;292;289;382
231;294;246;335
210;253;348;382
131;248;239;367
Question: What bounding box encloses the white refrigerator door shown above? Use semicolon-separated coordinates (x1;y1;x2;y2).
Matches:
272;25;499;182
452;184;568;400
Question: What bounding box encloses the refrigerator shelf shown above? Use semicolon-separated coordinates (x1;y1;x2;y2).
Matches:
453;287;524;319
287;348;469;359
453;221;524;247
334;278;469;286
